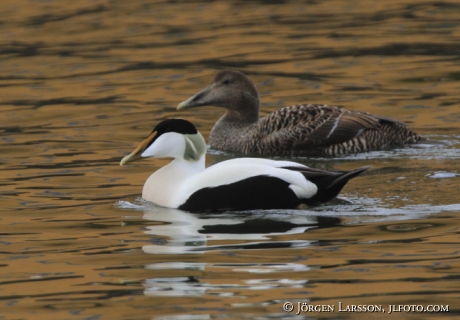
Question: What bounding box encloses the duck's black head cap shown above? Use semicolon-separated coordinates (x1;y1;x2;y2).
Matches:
153;119;198;135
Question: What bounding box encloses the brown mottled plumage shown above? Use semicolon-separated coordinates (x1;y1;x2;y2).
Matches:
177;70;426;156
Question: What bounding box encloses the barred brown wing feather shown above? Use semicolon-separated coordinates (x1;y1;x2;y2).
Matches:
256;105;381;149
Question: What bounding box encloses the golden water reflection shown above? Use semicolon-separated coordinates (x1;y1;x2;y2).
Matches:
0;0;459;319
135;203;460;318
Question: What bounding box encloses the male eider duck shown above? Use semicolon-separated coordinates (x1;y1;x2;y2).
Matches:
177;70;427;156
120;119;370;212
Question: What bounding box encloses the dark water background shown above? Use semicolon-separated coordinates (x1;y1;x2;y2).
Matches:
1;1;459;319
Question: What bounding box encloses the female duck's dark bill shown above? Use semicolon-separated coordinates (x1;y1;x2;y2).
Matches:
177;87;210;109
120;131;157;166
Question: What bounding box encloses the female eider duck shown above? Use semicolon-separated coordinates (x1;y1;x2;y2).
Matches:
177;70;427;156
120;119;370;212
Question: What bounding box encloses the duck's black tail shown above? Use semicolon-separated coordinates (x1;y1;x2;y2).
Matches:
288;165;371;205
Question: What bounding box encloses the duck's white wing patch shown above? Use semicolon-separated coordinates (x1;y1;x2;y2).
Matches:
219;157;309;169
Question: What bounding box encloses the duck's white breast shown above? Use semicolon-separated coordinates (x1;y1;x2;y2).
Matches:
142;160;203;208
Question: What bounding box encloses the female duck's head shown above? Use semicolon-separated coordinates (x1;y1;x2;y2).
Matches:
120;119;206;165
177;70;260;119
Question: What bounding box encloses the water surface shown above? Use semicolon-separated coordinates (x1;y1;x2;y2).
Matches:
1;0;459;319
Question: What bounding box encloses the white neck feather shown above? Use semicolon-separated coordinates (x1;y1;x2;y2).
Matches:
142;155;206;208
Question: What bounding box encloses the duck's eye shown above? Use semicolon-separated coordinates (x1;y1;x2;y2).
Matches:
222;79;230;85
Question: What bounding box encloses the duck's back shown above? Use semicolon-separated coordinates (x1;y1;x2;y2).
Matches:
210;104;425;156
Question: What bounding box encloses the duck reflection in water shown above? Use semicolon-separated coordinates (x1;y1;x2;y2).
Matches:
124;201;342;254
133;203;339;297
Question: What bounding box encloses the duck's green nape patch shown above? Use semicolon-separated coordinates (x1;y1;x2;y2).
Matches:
183;132;206;161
